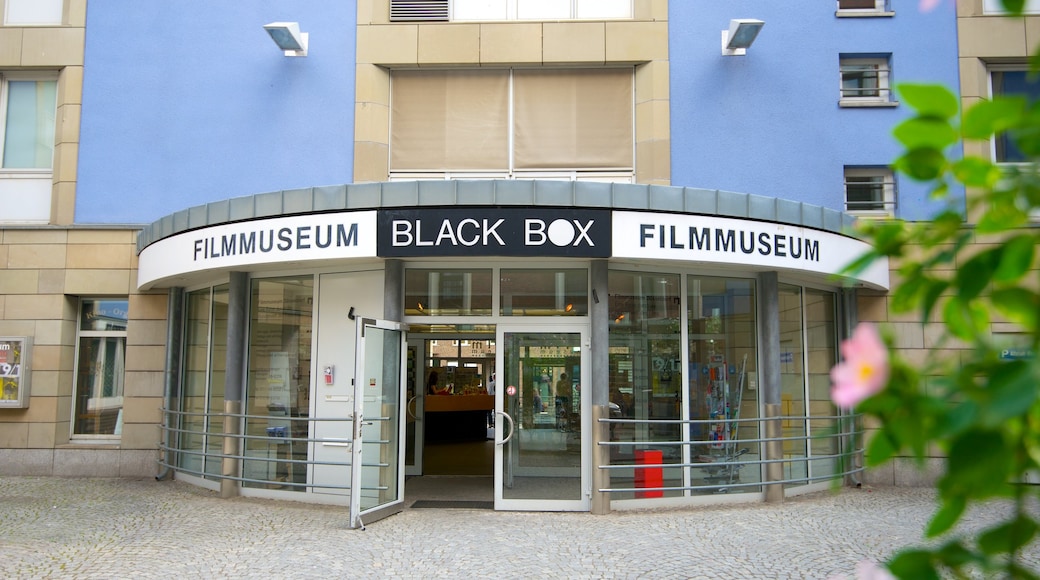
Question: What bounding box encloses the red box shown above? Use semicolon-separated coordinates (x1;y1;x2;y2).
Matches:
634;449;663;498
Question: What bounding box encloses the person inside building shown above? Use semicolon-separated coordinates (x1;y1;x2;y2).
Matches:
555;372;571;430
428;371;451;395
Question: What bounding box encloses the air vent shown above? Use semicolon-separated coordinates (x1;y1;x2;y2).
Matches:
390;0;449;22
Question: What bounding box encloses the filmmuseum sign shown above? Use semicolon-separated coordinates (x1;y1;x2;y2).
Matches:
611;211;889;290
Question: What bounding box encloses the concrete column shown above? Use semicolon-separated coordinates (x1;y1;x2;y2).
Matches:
757;271;784;503
158;287;184;480
384;259;403;321
590;259;611;514
221;272;249;499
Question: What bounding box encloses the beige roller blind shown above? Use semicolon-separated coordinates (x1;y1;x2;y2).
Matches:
391;69;509;171
513;68;633;170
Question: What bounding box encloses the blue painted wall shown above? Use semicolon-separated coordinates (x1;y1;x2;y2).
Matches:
76;2;356;224
669;2;963;220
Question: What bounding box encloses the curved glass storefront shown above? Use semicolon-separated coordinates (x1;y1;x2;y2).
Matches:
141;181;882;515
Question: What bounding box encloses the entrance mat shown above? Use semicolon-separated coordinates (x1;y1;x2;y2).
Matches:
409;500;494;510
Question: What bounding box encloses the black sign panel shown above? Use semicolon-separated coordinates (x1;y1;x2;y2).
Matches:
377;208;611;258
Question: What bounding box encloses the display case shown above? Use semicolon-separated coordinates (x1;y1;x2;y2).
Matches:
0;337;32;409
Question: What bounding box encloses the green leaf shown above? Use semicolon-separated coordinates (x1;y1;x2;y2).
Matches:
1003;0;1026;15
865;428;898;466
993;234;1036;283
894;117;959;150
935;539;978;569
897;84;959;120
894;148;946;181
921;278;950;323
888;549;940;580
978;516;1039;556
944;429;1014;497
991;288;1040;332
926;495;966;537
979;360;1037;426
954;249;998;301
962;98;1024;139
951;156;1002;188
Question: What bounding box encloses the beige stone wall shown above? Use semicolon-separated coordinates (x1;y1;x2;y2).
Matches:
0;0;86;225
0;227;167;477
354;0;669;185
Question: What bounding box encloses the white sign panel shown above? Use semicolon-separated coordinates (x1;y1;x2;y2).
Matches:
138;211;378;288
611;211;889;290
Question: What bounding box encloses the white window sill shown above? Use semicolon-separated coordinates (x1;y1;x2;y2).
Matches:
839;100;899;108
835;11;895;18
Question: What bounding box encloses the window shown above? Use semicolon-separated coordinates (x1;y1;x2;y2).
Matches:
391;68;633;180
404;269;494;316
73;299;129;437
844;166;895;216
390;0;632;22
836;0;891;15
0;73;57;223
839;56;895;107
500;268;588;316
991;68;1040;163
4;0;63;25
1;74;57;169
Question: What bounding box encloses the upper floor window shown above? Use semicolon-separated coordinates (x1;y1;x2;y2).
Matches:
1;73;57;170
839;56;896;107
991;68;1040;163
836;0;892;16
390;0;631;22
844;166;896;216
4;0;62;25
390;68;633;180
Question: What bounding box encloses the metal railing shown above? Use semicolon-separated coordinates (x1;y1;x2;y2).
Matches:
158;408;393;492
597;413;865;496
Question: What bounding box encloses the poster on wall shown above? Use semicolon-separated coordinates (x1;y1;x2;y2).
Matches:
0;337;32;409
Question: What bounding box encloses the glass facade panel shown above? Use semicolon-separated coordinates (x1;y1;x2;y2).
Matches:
243;277;313;491
779;284;808;486
179;286;229;477
805;289;838;480
500;268;588;316
73;299;128;436
405;269;493;316
687;276;759;494
608;271;682;498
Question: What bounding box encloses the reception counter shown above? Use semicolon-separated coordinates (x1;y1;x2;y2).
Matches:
425;394;493;440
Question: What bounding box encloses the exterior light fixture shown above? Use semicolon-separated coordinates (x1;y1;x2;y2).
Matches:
263;21;308;57
721;19;764;56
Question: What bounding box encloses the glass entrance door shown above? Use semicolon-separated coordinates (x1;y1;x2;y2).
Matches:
350;318;407;529
495;325;589;511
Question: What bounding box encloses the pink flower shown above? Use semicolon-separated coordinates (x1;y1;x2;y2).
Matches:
920;0;942;11
830;323;890;407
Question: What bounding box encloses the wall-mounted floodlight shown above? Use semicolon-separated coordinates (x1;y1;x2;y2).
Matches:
721;19;764;56
264;21;308;57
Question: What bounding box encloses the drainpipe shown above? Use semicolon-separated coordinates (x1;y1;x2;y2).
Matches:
156;287;184;481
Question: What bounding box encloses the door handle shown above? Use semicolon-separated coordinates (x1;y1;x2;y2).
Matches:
495;411;515;445
407;396;417;420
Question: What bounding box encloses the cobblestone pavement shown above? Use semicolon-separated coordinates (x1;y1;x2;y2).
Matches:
1;477;1039;579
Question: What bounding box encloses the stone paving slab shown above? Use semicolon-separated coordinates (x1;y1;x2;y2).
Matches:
0;477;1038;579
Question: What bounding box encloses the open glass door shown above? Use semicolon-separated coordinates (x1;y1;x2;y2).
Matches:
349;317;408;529
404;340;423;476
495;324;590;511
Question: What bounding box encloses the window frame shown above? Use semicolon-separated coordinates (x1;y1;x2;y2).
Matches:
988;65;1040;165
3;0;63;25
835;0;894;17
838;56;897;107
389;67;635;181
72;298;130;440
0;71;59;173
451;0;632;22
843;166;896;217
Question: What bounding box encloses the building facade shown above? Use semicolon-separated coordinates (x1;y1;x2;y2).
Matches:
3;0;1021;521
